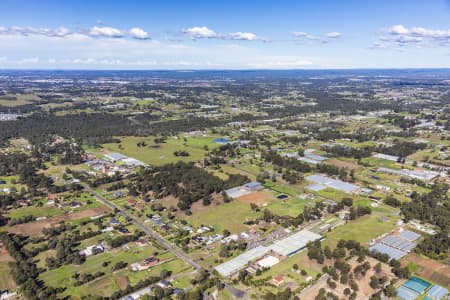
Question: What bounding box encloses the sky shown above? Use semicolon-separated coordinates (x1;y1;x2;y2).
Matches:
0;0;450;69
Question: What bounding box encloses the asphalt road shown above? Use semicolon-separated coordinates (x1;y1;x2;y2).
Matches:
84;184;203;270
84;184;246;298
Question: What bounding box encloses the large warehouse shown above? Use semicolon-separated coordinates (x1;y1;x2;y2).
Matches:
306;174;360;193
215;230;322;277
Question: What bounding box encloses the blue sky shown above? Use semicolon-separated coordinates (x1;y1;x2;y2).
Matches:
0;0;450;69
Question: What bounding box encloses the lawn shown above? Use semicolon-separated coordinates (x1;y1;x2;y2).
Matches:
40;245;170;298
361;157;403;170
100;135;220;166
183;200;260;233
219;164;257;181
7;205;63;219
0;262;16;291
322;214;398;248
266;197;310;217
264;182;303;196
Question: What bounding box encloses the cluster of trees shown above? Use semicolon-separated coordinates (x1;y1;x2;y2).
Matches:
401;183;449;229
262;150;312;173
173;150;190;157
0;152;31;175
132;162;248;211
0;232;62;300
323;144;372;159
111;261;128;271
348;205;372;220
109;231;144;248
219;240;247;258
9;214;35;225
0;152;52;197
383;195;402;207
42;222;73;237
416;231;449;260
263;288;292;300
308;239;399;300
376;141;427;158
0;111;251;147
45;235;85;268
400;183;449;259
317;163;355;182
73;271;105;286
368;251;410;279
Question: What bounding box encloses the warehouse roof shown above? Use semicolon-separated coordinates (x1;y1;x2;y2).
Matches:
105;152;127;161
215;246;270;277
215;230;322;277
306;174;359;193
369;243;406;260
270;230;323;257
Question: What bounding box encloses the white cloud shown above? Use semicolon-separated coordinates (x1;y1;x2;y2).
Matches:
182;26;265;41
326;32;342;38
0;24;155;41
89;26;124;38
228;32;264;41
387;24;410;35
373;24;450;49
291;31;341;43
0;26;72;37
129;27;150;39
182;26;218;39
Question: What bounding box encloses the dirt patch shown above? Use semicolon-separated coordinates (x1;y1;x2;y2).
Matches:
0;244;13;263
325;158;358;170
299;257;394;300
402;253;450;288
189;193;223;214
116;276;129;290
0;243;17;290
158;195;179;209
7;206;110;236
237;191;273;206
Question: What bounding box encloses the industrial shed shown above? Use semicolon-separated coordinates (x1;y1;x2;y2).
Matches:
215;245;270;277
306;174;359;193
369;243;406;260
215;230;322;277
270;230;323;258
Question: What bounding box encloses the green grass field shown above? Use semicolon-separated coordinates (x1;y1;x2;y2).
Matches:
322;214;398;248
264;182;303;196
266;197;310;217
100;135;220;166
183;200;260;233
0;261;17;291
40;245;175;298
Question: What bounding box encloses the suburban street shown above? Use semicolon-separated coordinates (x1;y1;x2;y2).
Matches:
84;184;246;299
83;184;203;270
